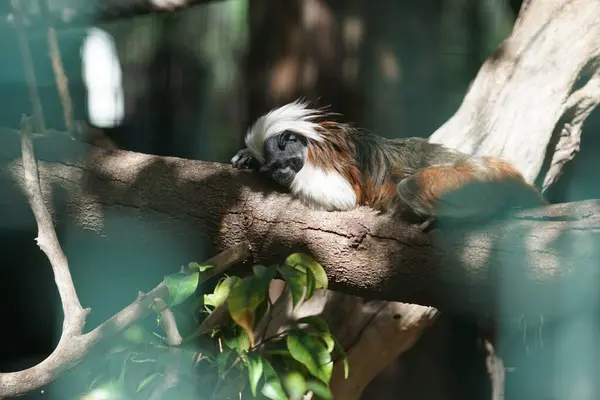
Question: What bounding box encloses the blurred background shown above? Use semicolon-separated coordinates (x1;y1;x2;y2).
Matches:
2;0;600;399
0;0;521;161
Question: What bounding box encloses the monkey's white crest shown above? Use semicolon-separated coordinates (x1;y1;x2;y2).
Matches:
290;163;358;211
245;100;325;163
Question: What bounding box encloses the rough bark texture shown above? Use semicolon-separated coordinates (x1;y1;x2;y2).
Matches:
429;0;600;185
2;129;599;325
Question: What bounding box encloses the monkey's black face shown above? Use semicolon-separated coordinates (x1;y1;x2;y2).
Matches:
260;131;307;187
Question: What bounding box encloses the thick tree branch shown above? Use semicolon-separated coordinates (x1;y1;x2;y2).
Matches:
1;130;598;325
429;0;600;184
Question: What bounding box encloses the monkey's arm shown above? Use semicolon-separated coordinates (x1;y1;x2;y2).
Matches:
231;148;261;170
396;158;547;228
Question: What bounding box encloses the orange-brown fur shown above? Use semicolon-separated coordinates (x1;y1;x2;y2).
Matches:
405;158;546;217
307;121;409;211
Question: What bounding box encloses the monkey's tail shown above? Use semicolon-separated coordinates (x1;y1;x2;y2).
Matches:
396;158;547;221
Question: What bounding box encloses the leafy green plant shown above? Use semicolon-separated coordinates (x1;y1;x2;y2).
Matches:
78;253;348;400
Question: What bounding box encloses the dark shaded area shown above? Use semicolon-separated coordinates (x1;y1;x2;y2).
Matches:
242;0;367;143
365;315;491;400
97;13;210;159
0;230;60;372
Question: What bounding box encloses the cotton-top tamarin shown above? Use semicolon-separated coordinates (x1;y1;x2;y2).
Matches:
231;100;546;230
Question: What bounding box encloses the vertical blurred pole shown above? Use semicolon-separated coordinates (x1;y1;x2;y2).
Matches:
38;0;74;132
11;0;46;132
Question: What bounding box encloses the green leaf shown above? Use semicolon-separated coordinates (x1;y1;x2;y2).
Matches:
136;373;158;393
254;264;278;283
188;262;214;272
203;276;240;309
254;295;271;328
261;359;287;400
305;267;316;302
222;325;252;352
286;331;333;384
83;381;126;400
285;253;328;290
329;333;350;379
278;266;306;308
283;371;307;400
306;380;333;400
297;316;330;334
122;324;157;345
252;264;269;277
227;275;271;347
319;333;335;353
246;353;264;396
164;272;200;307
217;348;235;376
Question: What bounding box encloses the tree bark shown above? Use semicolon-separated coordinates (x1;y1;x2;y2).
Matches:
1;129;599;324
429;0;600;186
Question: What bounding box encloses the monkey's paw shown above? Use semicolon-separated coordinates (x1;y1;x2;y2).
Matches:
231;148;255;169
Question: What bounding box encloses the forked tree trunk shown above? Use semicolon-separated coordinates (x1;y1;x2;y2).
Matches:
429;0;600;187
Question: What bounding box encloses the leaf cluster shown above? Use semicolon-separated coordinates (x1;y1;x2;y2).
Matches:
77;253;348;400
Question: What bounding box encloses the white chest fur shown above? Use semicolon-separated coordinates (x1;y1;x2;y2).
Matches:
290;163;358;211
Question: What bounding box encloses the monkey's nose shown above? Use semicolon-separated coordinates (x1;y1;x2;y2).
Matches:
271;167;295;186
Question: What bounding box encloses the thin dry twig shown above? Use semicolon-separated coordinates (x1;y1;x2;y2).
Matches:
155;298;183;347
11;0;46;132
19;115;86;330
148;299;183;400
38;0;74;131
484;339;505;400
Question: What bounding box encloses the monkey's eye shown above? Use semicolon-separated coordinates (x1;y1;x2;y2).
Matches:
277;131;298;149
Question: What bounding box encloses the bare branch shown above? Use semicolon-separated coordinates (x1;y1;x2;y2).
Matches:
11;0;46;132
185;241;253;278
154;298;183;347
18;115;86;330
542;64;600;192
148;298;183;400
38;0;74;132
484;339;506;400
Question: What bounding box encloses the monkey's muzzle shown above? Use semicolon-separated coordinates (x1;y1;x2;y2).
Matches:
260;164;295;187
